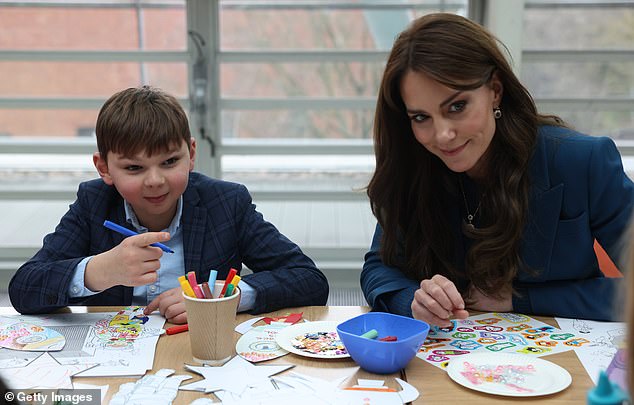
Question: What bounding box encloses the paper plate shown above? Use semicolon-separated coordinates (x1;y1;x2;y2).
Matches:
236;323;289;363
446;352;571;397
275;321;349;359
0;323;65;351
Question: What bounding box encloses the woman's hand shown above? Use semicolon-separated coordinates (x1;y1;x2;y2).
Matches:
144;287;187;324
466;284;513;312
411;274;469;327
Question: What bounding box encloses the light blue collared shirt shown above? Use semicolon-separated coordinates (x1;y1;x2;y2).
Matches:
68;197;256;311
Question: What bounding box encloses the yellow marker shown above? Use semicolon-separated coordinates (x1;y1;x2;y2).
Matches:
178;275;196;297
229;275;241;290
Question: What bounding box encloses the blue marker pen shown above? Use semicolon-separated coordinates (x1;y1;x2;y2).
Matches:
103;220;174;254
207;270;218;289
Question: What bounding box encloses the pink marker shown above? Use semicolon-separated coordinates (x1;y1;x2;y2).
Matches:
187;271;204;299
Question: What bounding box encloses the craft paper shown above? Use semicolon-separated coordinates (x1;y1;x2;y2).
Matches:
236;322;290;362
419;312;581;369
0;352;96;389
0;306;165;377
555;317;626;384
110;368;191;405
179;355;294;395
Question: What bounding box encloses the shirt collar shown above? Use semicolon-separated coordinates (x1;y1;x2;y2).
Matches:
124;196;183;235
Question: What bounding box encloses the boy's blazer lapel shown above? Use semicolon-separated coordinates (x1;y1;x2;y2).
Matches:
181;186;207;278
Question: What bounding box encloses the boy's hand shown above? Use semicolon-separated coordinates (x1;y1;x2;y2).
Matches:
144;287;187;324
85;232;170;291
411;274;469;327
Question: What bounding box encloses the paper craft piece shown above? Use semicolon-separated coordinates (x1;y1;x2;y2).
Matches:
180;355;294;395
236;322;290;362
0;352;96;389
419;312;578;369
0;308;165;377
555;317;626;385
235;317;264;335
446;352;572;397
262;312;303;325
275;321;348;359
269;372;419;404
0;322;65;351
110;368;191;405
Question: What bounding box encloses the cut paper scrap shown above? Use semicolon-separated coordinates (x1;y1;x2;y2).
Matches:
179;355;294;395
236;322;291;362
262;312;303;325
418;312;579;370
0;352;96;389
555;317;625;385
110;368;191;405
266;373;419;405
0;322;65;351
235;317;264;335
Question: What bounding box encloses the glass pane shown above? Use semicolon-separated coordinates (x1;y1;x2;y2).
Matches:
0;3;186;51
222;155;374;192
522;62;634;98
221;62;384;97
0;154;95;190
0;62;187;98
535;109;634;140
221;110;375;140
524;5;634;49
0;109;99;137
219;2;468;50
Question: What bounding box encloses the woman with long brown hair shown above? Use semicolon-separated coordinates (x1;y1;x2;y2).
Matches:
362;13;634;327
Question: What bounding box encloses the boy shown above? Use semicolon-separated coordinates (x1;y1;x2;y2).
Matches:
9;86;329;323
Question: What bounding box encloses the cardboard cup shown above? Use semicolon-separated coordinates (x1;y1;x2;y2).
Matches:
183;280;240;365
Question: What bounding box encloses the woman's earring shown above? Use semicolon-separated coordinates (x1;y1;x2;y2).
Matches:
493;107;502;119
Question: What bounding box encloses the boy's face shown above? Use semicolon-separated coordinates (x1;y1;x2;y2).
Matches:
93;138;196;231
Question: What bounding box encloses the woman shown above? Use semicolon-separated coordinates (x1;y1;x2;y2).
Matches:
362;13;634;327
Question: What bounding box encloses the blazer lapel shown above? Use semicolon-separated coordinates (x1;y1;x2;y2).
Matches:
521;133;563;272
181;186;206;277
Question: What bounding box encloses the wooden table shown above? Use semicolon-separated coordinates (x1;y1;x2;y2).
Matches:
1;307;594;404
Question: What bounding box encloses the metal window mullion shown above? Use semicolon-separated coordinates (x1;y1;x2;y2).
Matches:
524;50;634;63
221;97;376;110
536;98;634;111
0;50;188;62
220;50;390;63
0;98;190;109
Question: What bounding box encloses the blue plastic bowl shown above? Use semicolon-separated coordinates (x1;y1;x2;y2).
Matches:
337;312;429;374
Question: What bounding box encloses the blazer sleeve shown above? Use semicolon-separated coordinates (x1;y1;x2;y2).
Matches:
361;223;419;317
9;185;93;314
514;136;634;321
233;185;329;314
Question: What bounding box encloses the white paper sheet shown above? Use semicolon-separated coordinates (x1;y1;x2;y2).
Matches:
555;317;626;384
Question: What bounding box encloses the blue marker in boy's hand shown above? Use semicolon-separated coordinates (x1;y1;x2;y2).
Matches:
103;220;174;254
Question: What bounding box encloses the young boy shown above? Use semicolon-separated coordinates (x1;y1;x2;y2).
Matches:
9;86;329;323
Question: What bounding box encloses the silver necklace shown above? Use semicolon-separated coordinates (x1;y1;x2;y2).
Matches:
459;178;482;231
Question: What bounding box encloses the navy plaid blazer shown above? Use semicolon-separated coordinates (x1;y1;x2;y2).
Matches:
9;172;328;314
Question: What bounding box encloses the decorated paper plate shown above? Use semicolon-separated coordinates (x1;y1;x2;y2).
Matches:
0;323;65;351
275;321;349;359
236;323;290;363
446;352;572;397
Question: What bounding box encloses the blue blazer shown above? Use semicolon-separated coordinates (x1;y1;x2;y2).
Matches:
10;172;328;314
361;126;634;321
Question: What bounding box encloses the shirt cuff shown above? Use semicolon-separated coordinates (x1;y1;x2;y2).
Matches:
237;280;257;312
68;256;100;298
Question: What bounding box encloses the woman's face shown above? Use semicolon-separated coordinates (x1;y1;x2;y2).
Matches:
400;70;502;179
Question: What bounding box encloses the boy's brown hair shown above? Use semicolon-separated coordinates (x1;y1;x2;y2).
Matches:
95;86;191;161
